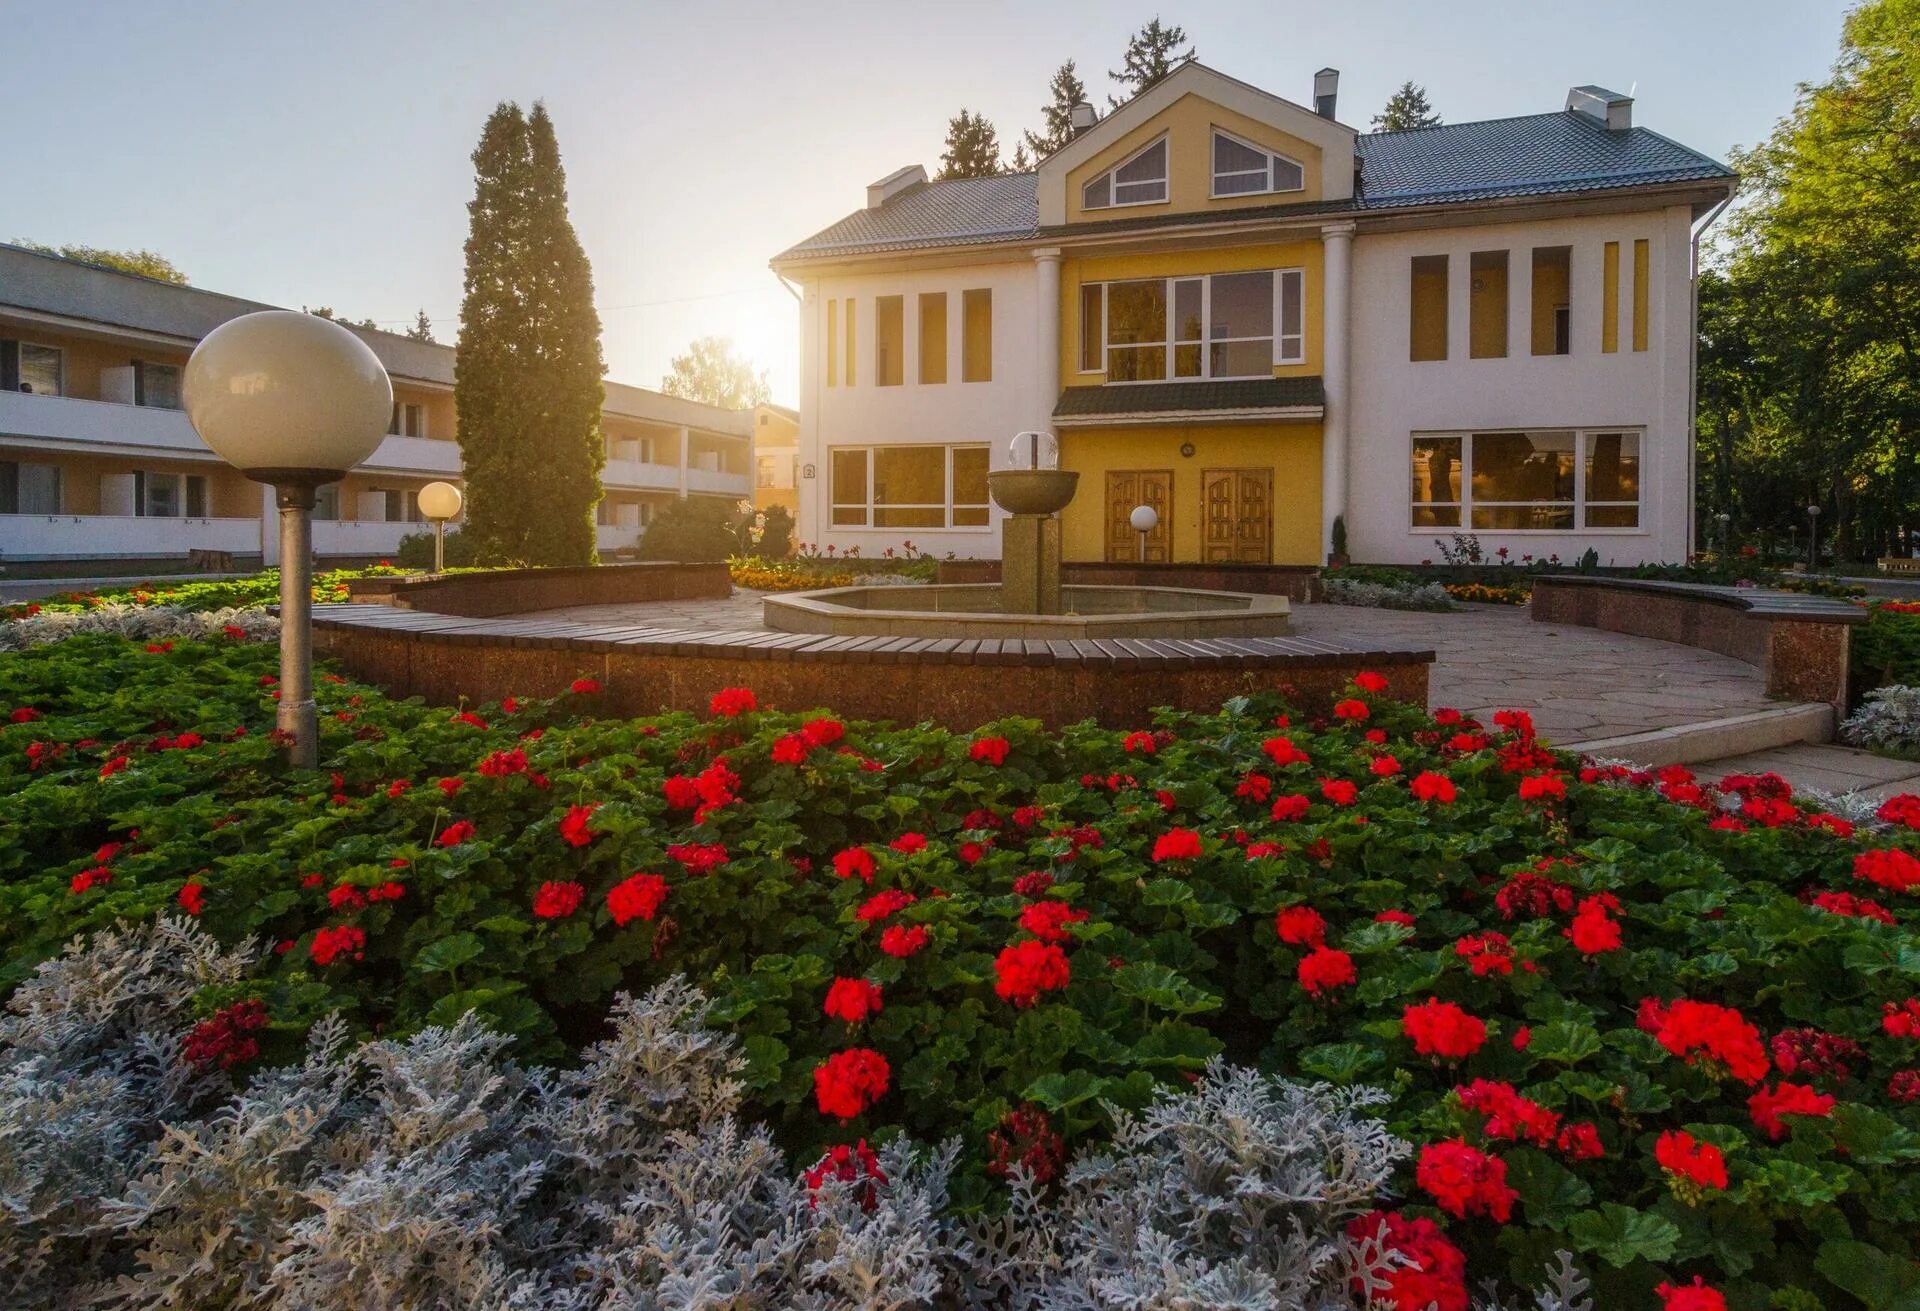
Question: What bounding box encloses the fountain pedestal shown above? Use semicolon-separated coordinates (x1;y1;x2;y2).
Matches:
1001;513;1063;614
988;467;1079;616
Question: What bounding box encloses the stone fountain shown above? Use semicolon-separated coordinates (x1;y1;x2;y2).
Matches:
764;432;1289;639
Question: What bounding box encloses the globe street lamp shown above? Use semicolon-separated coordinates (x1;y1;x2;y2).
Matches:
1130;503;1159;562
1806;504;1822;573
183;311;392;768
417;481;464;573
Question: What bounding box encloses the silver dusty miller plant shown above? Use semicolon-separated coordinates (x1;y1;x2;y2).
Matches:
0;604;276;652
1;920;1588;1309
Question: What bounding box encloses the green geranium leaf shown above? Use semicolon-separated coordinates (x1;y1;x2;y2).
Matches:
1566;1204;1680;1267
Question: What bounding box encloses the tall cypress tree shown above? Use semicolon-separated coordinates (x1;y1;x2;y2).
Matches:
455;101;607;567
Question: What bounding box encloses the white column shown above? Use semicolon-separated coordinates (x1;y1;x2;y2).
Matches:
1033;247;1063;442
677;425;690;498
1319;222;1355;559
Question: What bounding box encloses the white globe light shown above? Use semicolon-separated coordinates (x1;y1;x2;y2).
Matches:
183;310;393;480
417;480;464;521
1129;504;1159;533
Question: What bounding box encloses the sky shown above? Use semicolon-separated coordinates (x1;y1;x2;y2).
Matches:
2;0;1857;407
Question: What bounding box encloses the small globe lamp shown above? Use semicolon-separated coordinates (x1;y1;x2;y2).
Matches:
183;310;392;768
416;481;464;572
1129;504;1159;562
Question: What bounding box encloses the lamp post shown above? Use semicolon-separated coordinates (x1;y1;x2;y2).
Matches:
1806;504;1822;573
1715;511;1731;558
1130;504;1159;563
183;311;392;769
417;481;464;573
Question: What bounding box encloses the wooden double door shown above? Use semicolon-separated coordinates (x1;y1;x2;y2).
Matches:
1104;467;1273;563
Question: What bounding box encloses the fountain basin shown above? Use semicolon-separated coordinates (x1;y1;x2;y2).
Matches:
763;583;1289;640
988;468;1080;515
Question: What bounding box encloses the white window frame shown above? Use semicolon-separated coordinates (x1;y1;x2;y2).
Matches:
1208;129;1306;199
16;342;65;397
0;459;63;514
1090;268;1304;381
388;402;427;439
1407;427;1645;535
827;443;992;531
1082;135;1169;210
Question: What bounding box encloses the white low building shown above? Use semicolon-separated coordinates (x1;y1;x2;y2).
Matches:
771;64;1734;567
0;243;752;568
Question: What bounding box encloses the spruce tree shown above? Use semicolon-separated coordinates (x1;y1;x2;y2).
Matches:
936;109;1005;179
405;309;435;342
455;101;607;567
1023;60;1091;158
1109;18;1194;106
1373;82;1442;131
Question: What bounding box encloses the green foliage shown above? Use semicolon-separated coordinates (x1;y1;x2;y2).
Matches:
1704;0;1920;561
1372;81;1442;132
658;335;770;408
13;239;187;284
393;528;480;571
1108;17;1194;105
6;635;1920;1302
0;566;406;620
454;101;606;568
1330;513;1349;559
758;505;795;559
936;109;1006;179
636;497;746;562
1023;61;1091;159
1855;602;1920;693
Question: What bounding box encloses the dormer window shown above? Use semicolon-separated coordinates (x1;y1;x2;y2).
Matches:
1210;130;1304;197
1082;137;1168;210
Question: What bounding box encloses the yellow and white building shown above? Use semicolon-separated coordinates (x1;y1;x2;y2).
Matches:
751;403;801;517
0;242;752;568
771;64;1734;566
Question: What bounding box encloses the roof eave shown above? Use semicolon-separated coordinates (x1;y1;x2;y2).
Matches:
1055;405;1324;428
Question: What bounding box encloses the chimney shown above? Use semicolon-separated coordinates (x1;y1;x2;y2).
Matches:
865;164;928;209
1069;101;1098;137
1565;85;1633;131
1313;68;1340;119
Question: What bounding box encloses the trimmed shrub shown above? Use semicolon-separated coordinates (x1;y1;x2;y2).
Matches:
636;496;746;562
394;526;481;570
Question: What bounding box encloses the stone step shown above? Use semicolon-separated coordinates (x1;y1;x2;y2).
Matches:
1565;702;1834;767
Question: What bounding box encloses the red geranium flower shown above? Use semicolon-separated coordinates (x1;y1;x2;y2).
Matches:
994;939;1071;1006
1855;847;1920;895
879;923;930;957
1517;773;1566;803
1565;895;1623;954
1402;998;1488;1061
1151;828;1204;862
1332;698;1369;721
1262;735;1310;767
824;977;884;1024
437;819;475;847
1019;900;1089;942
1410;771;1457;804
533;880;584;919
1270;793;1311;822
607;872;669;925
969;735;1011;766
176;882;206;916
1877;794;1920;830
709;686;758;716
570;677;601;694
1297;945;1356;996
1275;905;1327;946
1415;1139;1515;1221
833;846;877;883
1457;1079;1559;1146
310;925;367;966
1320;778;1358;806
803;1139;887;1209
889;832;928;855
1354;670;1388;693
1748;1081;1835;1140
1657;1277;1728;1311
1655;1129;1728;1193
813;1047;890;1119
1376;909;1416;929
558;803;601;847
1649;998;1770;1083
1346;1211;1467;1311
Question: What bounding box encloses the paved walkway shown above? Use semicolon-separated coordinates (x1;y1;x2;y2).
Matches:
506;594;1781;747
1694;743;1920;804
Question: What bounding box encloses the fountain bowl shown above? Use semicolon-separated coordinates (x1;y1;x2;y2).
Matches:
763;583;1289;640
988;469;1080;516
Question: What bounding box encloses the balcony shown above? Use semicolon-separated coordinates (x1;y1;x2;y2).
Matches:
601;459;683;493
596;523;640;552
687;466;751;498
312;519;421;557
363;433;462;477
0;513;260;561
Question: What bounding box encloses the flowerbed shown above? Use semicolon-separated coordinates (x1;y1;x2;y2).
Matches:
1855;599;1920;695
8;635;1920;1306
0;565;412;621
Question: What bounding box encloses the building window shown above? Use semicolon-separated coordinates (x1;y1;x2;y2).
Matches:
1210;130;1304;196
314;484;340;521
1092;269;1300;381
132;470;205;518
826;298;838;387
1082;136;1168;210
756;455;777;488
1469;251;1508;359
1409;255;1448;362
918;292;947;384
135;361;183;409
875;295;904;386
0;460;62;514
844;299;857;386
1632;239;1650;352
828;444;991;529
389;402;426;438
18;344;63;396
1410;429;1641;531
1531;246;1571;356
1602;241;1621;354
962;289;992;383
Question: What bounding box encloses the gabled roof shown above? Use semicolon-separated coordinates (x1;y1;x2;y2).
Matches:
772;105;1733;266
772;173;1038;263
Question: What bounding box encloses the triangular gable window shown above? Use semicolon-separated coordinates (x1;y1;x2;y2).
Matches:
1082;137;1168;210
1211;130;1304;197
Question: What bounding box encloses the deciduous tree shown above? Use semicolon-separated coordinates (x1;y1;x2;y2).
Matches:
660;336;770;409
15;240;187;284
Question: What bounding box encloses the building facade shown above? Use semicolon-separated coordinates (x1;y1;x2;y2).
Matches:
771;64;1734;567
751;403;800;517
0;243;751;568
